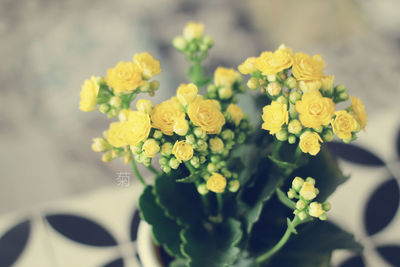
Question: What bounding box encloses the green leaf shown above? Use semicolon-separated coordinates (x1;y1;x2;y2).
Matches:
293;147;348;201
268;155;296;171
181;218;243;267
154;172;205;225
169;258;189;267
138;186;183;258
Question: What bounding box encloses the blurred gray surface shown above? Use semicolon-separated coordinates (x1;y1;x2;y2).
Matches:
1;0;400;214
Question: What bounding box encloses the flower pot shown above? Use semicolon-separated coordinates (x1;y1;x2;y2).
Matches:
137;220;164;267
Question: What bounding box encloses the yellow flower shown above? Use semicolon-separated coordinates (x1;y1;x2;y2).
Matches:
188;98;226;134
209;137;224;153
142;139;160;158
331;110;358;141
79;76;100;112
172;140;194;163
183;22;204;40
296;90;335;128
309;202;325;218
298;80;322;93
292;52;325;81
123;111;152;146
238;57;257;75
177;83;198;106
299;131;323;156
173;117;189;136
227;104;244;126
299;181;317;200
107;122;128;148
350;96;367;130
206;173;227;193
151;97;185;135
136;99;153;114
214;67;238;87
105;62;143;93
261;101;289;135
133;52;161;80
255;45;294;75
321;75;334;92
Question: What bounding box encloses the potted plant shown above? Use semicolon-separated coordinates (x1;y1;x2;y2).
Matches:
79;22;367;267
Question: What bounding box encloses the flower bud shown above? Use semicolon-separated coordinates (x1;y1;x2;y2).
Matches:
308;202;325;218
298;80;321;93
197;139;208;151
247;78;259;90
177;83;198;106
136;99;153;114
101;152;113;163
209;137;224;153
173;118;189;136
338;92;349;102
305;177;315;185
267;82;282;96
296;200;306;210
319;214;327;221
172;36;187;51
185;134;196;145
153;130;162;140
194;127;206;139
161;142;173;156
190;156;200;168
267;74;276;82
150;80;160;91
335;84;346;94
142;139;160;158
159;156;168;166
200;156;206;164
289;104;298;119
169;157;180;169
123;153;132;164
92;138;110;152
139;81;150;92
298;211;308;221
322;201;331;211
292;176;304;191
285;77;297;89
275;129;288;141
300;182;317;200
313;126;323;133
203;36;214;48
183;22;204;40
207;163;218;173
322;128;334;142
276;96;288;105
287;188;297;199
288;135;297;144
99;104;110;114
197;184;209;195
162;166;171;173
321;75;334;94
289;91;301;104
237;133;247;144
218;86;233;99
228;180;240;192
221;130;234;140
288;120;302;135
109;96;122;108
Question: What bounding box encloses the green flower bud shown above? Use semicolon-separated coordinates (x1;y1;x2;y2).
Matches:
313;126;323;133
276;96;288;105
197;184;209;195
185;134;196;145
197;139;208;151
139;81;150;92
285;77;297;89
275;129;288;141
150;80;160;91
99;103;110;114
173;36;187;51
153;130;163;140
267;74;276;82
289;104;298;119
101;152;113;163
288;135;297;144
288;119;302;135
203;36;214;48
289;90;301;104
292;177;304;191
109;96;122;108
228;180;240;192
298;211;308;221
322;202;331;211
247;78;259;90
221;129;234;140
305;177;316;185
207;84;217;93
161;142;173;156
169;158;180;169
107;108;118;118
194;127;206;139
200;156;206;164
210;155;220;164
335;85;347;94
162;166;171;173
159;156;168;166
322;128;335;142
339;92;349;101
218;86;233;99
267;82;282;96
187;42;197;53
207;163;218;172
237;132;247;144
287;188;297;199
91;138;110;152
296;200;306;210
190;156;200;168
319;214;327;221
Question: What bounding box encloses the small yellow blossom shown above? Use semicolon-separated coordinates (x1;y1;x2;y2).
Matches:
188;98;226;134
292;52;325;81
172;140;194;163
267;82;282;96
298;80;322;94
161;142;173;156
151;97;185;135
142;139;160;158
299;181;317;200
214;67;238;87
91;138;109;152
79;76;100;112
309;202;325;218
299;131;323;156
133;52;161;79
105;62;143;93
227;104;244;126
238;57;257;75
107;122;128;148
209;137;224;153
350;96;367;130
173;117;189;136
183;22;204;40
123;111;152;146
255;46;293;75
206;173;227;193
321;75;334;92
218;87;233;99
296;90;335;128
261;101;289;135
136;99;153;114
331;110;358;141
177;83;198;106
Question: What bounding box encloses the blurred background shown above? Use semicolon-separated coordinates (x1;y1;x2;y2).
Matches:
1;0;399;266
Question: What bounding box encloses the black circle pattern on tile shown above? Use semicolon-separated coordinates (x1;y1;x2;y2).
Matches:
102;257;124;267
327;142;385;167
0;220;30;267
338;255;365;267
377;245;400;266
364;178;400;236
130;209;141;242
46;214;117;247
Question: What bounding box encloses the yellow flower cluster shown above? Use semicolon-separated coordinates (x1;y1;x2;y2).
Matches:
79;76;100;112
206;67;245;103
238;45;367;156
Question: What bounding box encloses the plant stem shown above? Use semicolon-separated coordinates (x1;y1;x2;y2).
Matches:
272;140;283;158
276;188;296;210
216;193;224;217
130;158;146;186
147;165;159;175
256;216;300;264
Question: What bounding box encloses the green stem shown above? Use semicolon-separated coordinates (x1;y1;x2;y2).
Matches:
216;193;224;217
131;158;146;186
256;216;300;264
147;165;159;175
276;188;296;210
272;140;283;158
